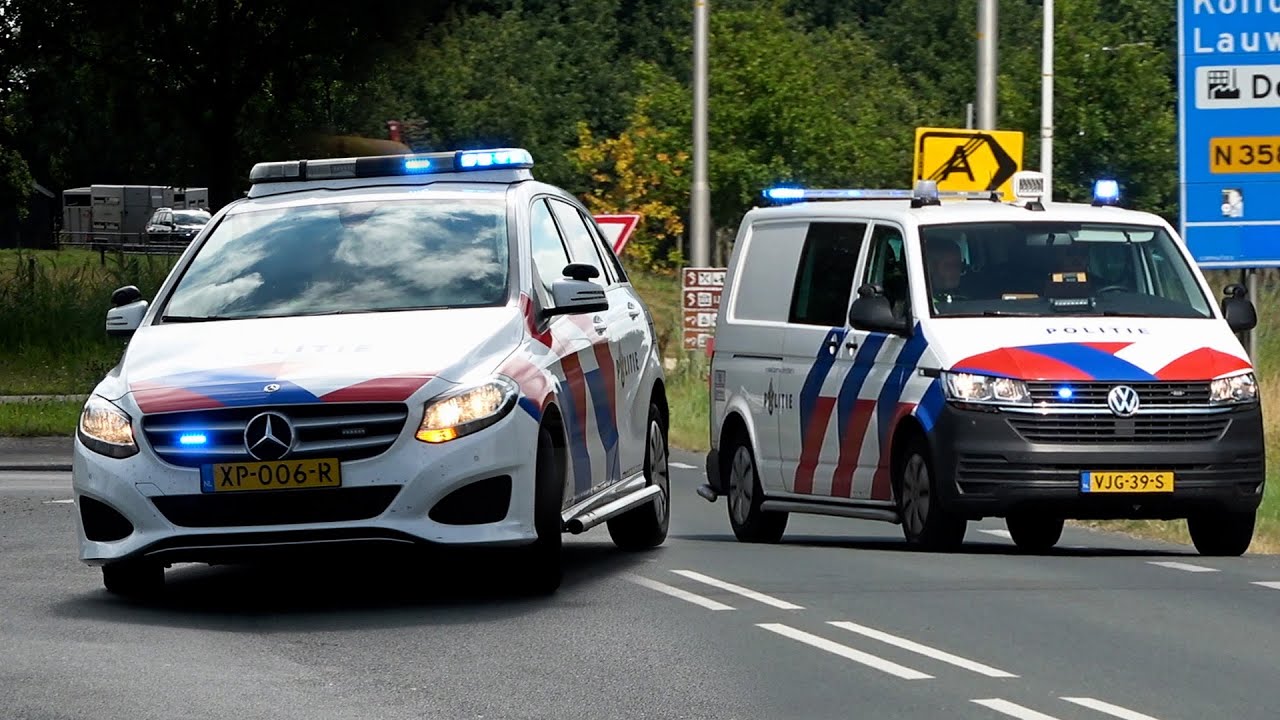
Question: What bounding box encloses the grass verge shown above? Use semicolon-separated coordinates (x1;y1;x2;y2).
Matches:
0;400;83;437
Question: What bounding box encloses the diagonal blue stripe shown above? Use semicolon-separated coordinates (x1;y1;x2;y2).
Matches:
583;368;621;484
798;327;847;436
836;333;886;441
914;379;946;434
559;386;593;497
1022;343;1156;381
877;326;929;446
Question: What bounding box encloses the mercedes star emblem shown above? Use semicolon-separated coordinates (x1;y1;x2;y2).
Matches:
263;383;281;393
244;412;294;461
1106;385;1141;418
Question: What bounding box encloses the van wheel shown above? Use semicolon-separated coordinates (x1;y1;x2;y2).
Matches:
895;437;966;551
726;436;787;543
513;425;564;594
608;402;670;550
1188;509;1255;557
102;560;164;598
1005;514;1064;553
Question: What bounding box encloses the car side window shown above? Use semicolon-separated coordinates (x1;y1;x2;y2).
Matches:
548;199;609;285
863;223;910;320
584;213;629;284
788;221;868;326
530;199;572;300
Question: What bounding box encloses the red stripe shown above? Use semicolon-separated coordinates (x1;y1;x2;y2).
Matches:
520;293;553;348
319;375;432;403
1155;347;1252;381
793;397;836;495
132;386;224;413
560;352;590;433
953;347;1093;381
831;399;876;498
870;403;915;501
1081;342;1134;354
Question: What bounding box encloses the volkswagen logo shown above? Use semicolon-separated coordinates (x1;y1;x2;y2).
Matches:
244;412;294;461
1106;385;1141;417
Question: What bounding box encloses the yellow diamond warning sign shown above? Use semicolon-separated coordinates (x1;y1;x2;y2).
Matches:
913;127;1025;198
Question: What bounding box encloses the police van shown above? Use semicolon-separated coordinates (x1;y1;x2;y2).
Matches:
75;147;670;596
699;173;1263;555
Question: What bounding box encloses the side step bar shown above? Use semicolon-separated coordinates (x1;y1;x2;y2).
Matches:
563;485;662;534
759;500;900;524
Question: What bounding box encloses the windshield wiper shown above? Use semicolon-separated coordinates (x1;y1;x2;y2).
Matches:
161;315;234;323
980;310;1041;317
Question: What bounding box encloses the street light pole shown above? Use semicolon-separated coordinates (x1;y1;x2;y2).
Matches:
690;0;711;267
1041;0;1054;201
976;0;998;129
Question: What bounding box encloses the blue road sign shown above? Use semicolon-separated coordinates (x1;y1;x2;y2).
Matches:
1179;0;1280;268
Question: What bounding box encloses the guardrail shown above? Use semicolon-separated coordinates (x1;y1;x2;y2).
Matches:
57;231;191;264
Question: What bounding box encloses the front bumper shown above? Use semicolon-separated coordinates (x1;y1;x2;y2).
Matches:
931;403;1266;520
71;408;540;566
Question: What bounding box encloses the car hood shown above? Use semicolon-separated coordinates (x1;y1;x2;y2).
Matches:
108;306;524;413
926;317;1253;381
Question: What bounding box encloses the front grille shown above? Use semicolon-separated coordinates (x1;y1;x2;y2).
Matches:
141;403;409;467
1026;382;1211;407
150;485;402;527
1007;413;1230;443
955;453;1265;489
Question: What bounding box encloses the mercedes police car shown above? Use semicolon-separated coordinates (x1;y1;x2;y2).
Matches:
700;173;1263;556
74;147;670;596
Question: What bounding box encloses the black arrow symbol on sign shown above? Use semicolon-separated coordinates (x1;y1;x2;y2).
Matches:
917;130;1019;192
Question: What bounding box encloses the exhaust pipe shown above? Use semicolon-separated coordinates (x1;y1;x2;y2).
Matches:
696;484;718;502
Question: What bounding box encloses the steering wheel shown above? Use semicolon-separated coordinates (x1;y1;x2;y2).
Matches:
1096;285;1128;294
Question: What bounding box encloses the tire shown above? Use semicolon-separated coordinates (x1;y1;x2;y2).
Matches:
513;425;564;594
725;433;787;543
1188;509;1255;557
1005;514;1064;553
895;436;966;551
102;560;164;598
607;401;671;551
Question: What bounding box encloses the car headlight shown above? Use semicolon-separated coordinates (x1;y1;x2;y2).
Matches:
416;376;518;443
78;395;138;458
942;371;1031;406
1210;372;1258;404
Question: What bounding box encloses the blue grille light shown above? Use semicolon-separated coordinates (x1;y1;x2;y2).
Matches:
1056;387;1074;400
179;433;208;446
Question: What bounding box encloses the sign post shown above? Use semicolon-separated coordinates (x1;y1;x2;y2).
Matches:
913;127;1024;199
1179;1;1280;360
681;266;726;354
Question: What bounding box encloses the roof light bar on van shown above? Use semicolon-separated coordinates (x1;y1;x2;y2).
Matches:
762;184;1002;206
248;147;535;184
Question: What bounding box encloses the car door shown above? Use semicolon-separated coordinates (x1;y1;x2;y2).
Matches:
547;197;630;488
850;221;922;503
776;220;868;498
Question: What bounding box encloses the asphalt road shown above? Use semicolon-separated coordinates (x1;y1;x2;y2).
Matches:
4;453;1280;720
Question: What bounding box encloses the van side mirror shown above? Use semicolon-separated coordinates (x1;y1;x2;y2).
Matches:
848;283;911;335
546;279;609;317
1222;283;1257;333
106;285;147;338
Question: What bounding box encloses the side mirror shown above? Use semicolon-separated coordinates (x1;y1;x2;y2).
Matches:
106;300;148;338
563;262;600;282
111;285;142;307
848;284;911;335
1222;283;1257;333
546;279;609;317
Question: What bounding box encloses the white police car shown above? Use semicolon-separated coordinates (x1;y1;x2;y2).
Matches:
700;173;1264;556
75;147;670;596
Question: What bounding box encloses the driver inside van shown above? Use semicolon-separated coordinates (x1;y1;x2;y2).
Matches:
926;236;965;304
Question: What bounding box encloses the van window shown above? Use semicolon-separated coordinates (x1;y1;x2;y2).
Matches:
730;221;808;323
862;223;910;320
788;222;868;326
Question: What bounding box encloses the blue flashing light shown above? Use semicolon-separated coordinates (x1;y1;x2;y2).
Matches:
763;187;806;202
1092;179;1120;205
761;187;915;204
1056;387;1074;400
403;157;433;172
179;433;208;446
458;148;534;170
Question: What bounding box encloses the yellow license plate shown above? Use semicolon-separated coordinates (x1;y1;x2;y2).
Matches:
1080;471;1174;494
201;458;341;493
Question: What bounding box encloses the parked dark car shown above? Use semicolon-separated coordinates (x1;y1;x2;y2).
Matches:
143;207;210;244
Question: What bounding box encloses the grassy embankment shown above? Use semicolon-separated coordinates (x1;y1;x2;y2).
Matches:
2;249;1276;551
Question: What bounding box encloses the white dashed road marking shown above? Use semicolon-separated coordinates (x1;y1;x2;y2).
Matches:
1251;581;1280;590
757;623;932;680
625;574;734;611
669;461;697;470
972;698;1063;720
827;621;1016;678
979;529;1013;540
1147;561;1219;573
671;569;804;610
1060;696;1164;720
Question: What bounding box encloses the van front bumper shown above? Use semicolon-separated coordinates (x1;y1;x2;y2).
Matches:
930;403;1266;520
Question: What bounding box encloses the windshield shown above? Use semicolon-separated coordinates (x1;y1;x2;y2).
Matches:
173;210;210;225
161;197;509;321
919;221;1213;319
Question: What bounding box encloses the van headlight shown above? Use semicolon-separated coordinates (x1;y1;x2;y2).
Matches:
78;395;138;458
1210;373;1258;404
416;376;519;443
942;371;1031;406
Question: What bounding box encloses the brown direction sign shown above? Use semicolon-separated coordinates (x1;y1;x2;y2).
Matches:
681;267;726;352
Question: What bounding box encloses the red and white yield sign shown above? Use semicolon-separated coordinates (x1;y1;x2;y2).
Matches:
593;214;641;255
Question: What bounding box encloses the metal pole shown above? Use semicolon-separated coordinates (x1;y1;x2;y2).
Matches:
976;0;998;129
965;103;974;129
690;0;711;268
1040;0;1054;201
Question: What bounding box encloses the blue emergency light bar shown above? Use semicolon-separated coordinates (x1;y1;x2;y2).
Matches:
762;182;1001;207
248;147;535;184
1091;179;1120;206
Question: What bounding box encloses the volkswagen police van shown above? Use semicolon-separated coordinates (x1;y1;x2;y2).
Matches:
699;173;1263;555
75;148;670;596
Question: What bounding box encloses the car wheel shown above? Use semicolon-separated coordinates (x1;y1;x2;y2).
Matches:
513;425;564;594
102;560;164;598
607;401;670;550
726;433;787;543
1187;509;1255;557
1005;514;1064;553
895;436;966;551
